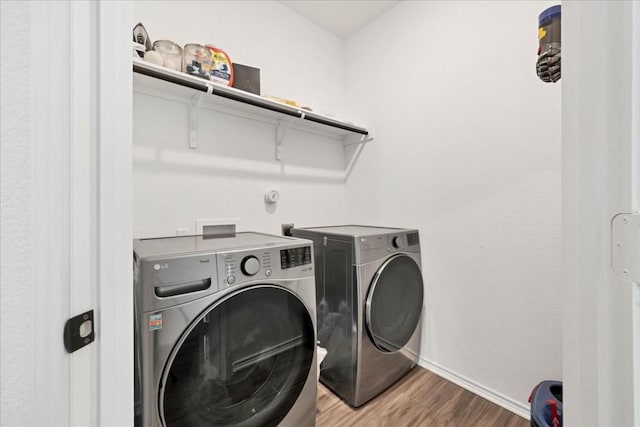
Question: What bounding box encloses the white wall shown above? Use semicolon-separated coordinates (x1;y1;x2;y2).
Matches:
344;1;561;415
0;2;34;423
133;0;349;238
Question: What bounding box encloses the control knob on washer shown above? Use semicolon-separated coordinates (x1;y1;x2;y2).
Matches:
241;255;260;276
392;236;402;249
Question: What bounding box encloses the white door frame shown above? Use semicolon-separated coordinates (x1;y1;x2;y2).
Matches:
562;1;639;425
632;3;640;424
94;1;134;424
32;0;134;425
69;0;134;423
632;2;640;423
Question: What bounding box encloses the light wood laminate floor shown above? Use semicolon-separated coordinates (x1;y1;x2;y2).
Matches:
317;366;528;427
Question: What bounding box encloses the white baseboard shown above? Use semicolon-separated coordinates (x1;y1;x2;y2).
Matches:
417;357;530;420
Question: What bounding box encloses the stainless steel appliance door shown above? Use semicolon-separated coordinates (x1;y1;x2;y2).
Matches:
158;285;315;427
365;255;424;353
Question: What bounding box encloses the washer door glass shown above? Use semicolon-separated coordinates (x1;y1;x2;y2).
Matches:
160;286;314;427
366;255;424;353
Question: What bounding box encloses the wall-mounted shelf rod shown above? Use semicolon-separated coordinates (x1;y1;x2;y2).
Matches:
132;58;371;137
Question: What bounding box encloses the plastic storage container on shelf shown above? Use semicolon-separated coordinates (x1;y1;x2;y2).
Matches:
205;45;234;86
183;43;212;80
152;40;182;72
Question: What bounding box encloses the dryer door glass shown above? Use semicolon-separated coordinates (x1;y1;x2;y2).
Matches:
160;286;314;427
366;255;423;353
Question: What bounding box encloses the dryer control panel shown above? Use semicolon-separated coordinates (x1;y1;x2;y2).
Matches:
356;231;421;264
216;244;314;289
389;232;420;251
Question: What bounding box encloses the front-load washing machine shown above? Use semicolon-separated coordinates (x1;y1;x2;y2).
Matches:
292;225;423;407
133;232;317;427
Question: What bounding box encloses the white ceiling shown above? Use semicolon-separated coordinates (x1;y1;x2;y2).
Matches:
278;1;400;39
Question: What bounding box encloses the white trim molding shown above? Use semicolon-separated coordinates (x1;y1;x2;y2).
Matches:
418;358;530;420
95;1;133;425
30;1;72;424
69;1;99;425
631;2;640;424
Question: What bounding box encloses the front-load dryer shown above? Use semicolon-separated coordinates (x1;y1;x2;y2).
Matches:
291;225;423;407
133;232;317;427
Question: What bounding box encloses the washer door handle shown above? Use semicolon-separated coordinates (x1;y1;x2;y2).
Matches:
155;278;211;298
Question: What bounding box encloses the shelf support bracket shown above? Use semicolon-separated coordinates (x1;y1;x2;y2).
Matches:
189;93;204;149
276;117;295;161
344;129;375;146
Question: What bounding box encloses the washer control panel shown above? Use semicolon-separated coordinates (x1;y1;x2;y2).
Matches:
280;246;312;269
217;244;313;289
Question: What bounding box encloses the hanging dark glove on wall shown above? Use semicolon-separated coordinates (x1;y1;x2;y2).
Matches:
536;5;561;83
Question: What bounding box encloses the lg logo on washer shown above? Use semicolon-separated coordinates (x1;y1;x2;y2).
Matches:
153;263;169;271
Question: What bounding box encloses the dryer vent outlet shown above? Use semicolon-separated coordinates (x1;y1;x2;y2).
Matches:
282;223;294;237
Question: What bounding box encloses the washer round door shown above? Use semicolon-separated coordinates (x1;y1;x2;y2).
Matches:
365;254;424;353
159;285;315;427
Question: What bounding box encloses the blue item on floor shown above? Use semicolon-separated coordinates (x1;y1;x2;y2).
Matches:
529;380;563;427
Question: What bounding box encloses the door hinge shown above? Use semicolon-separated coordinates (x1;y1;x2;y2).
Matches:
64;309;95;353
612;213;640;283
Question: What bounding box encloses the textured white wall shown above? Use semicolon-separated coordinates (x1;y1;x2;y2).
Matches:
344;1;561;412
132;0;349;238
0;2;34;424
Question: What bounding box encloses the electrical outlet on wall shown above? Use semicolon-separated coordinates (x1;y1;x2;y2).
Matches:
282;223;294;236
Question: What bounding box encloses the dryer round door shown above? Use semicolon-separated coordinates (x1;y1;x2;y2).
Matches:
159;285;315;427
365;254;424;353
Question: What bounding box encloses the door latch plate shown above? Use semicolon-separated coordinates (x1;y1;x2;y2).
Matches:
64;309;95;353
612;213;640;282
